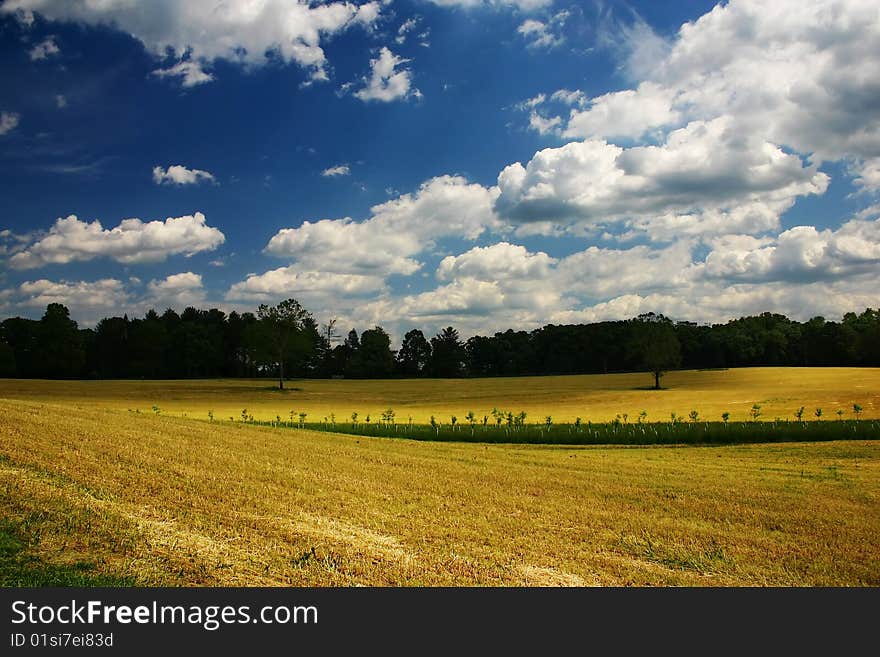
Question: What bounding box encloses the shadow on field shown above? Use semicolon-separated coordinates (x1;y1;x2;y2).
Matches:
0;519;134;587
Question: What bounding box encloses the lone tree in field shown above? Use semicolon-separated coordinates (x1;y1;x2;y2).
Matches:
256;298;311;389
628;313;682;390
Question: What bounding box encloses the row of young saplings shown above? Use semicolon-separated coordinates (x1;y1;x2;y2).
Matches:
209;403;867;429
180;405;878;447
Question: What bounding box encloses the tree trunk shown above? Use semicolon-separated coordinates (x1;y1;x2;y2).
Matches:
279;354;284;390
654;370;660;390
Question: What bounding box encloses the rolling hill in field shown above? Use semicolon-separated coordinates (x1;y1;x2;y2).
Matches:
1;397;878;586
1;368;880;586
0;367;878;426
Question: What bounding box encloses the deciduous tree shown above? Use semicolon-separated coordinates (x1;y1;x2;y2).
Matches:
255;298;312;389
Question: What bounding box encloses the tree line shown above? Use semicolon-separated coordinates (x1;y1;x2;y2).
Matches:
1;300;879;382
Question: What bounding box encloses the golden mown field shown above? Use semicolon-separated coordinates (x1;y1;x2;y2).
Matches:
1;368;879;586
0;366;878;424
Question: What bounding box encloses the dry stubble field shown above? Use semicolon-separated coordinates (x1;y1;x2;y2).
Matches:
1;368;878;586
0;366;877;424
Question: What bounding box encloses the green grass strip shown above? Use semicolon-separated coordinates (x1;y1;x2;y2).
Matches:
246;419;880;446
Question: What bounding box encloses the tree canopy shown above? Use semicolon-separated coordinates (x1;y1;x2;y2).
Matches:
255;299;314;389
397;329;431;377
628;313;682;389
3;303;879;381
429;327;466;378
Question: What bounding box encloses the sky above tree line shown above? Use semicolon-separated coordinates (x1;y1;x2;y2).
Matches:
0;0;878;340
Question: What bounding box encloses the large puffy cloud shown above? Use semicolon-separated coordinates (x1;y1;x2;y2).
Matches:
1;0;382;83
246;140;871;336
420;244;878;337
235;177;504;332
430;242;563;322
264;175;501;277
9;230;878;336
351;278;551;343
387;279;507;320
350;240;695;337
555;241;697;300
7;0;879;335
266;217;423;276
496;117;828;233
702;217;880;283
348;213;880;338
9;212;225;269
436;242;556;282
429;241;695;315
561;82;679;141
502;0;879;240
558;0;880;164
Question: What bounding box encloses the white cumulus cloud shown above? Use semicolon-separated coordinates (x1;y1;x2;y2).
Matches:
496;117;829;236
226;265;385;303
702;217;880;283
353;47;419;103
2;0;382;85
562;82;680;141
263;175;501;278
146;272;206;307
9;212;225;269
7;273;219;325
15;278;131;325
562;0;880;165
437;242;557;282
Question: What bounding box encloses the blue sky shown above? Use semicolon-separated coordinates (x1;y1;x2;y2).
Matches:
1;0;878;339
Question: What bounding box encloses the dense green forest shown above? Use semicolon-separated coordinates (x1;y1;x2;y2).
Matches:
1;300;879;381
